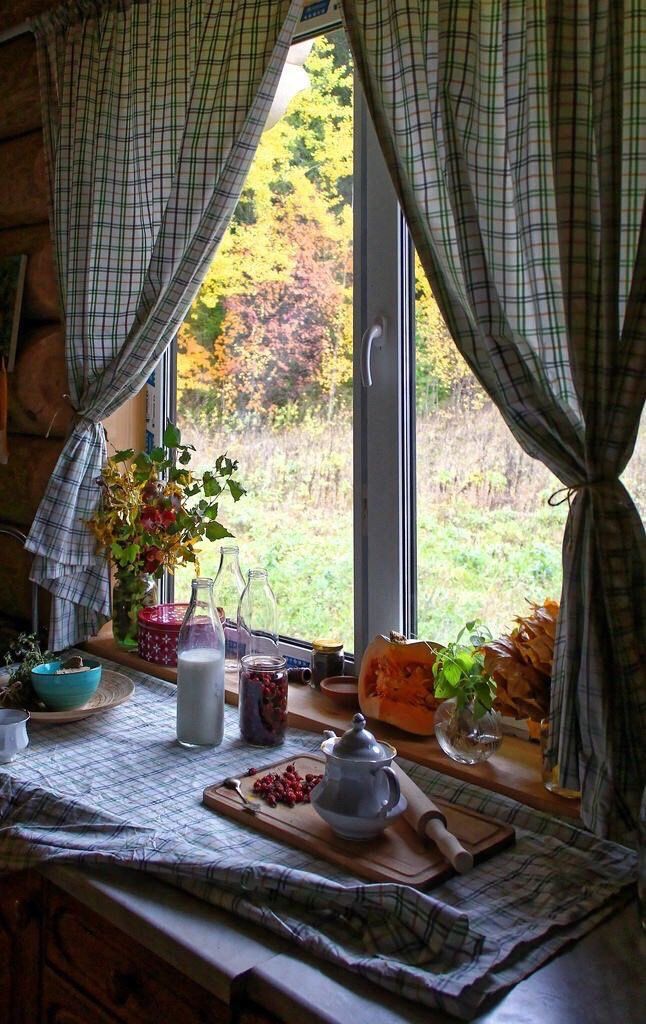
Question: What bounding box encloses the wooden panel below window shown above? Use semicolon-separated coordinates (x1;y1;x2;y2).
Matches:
103;391;147;456
44;882;229;1024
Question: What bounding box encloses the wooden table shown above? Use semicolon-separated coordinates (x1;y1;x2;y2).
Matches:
3;864;641;1024
85;627;580;819
9;629;632;1024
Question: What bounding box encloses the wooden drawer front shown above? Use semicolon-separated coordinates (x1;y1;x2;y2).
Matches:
0;872;42;1024
42;966;118;1024
44;885;228;1024
238;1004;283;1024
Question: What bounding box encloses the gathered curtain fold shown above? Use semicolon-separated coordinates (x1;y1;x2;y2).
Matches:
342;0;646;841
25;0;301;650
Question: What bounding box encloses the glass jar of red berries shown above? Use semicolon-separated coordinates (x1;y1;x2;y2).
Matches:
239;654;288;746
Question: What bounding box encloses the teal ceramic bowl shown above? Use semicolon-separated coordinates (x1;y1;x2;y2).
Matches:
31;661;102;711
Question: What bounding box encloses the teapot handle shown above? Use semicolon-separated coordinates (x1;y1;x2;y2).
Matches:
377;766;400;814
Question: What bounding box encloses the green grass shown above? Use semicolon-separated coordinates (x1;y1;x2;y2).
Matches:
175;498;353;644
415;501;566;643
176;401;643;652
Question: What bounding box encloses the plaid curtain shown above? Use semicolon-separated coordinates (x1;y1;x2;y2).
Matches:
25;0;301;650
343;0;646;842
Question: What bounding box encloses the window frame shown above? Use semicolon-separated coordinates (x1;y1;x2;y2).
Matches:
352;90;417;662
166;16;418;666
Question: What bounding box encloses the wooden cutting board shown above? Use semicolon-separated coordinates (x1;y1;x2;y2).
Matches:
203;754;515;888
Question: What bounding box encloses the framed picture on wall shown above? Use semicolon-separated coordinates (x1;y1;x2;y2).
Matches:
0;253;28;372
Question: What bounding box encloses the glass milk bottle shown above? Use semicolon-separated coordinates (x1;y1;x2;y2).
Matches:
176;578;225;747
213;545;245;673
237;568;278;660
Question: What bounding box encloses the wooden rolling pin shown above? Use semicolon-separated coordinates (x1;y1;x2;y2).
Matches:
393;763;474;874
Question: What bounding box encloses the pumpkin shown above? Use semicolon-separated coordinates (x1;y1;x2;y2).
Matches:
358;632;440;736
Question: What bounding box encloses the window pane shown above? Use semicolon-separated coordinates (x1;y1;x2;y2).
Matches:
623;409;645;521
414;256;568;645
176;30;354;649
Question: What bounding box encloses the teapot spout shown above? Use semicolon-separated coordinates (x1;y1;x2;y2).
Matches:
322;729;337;744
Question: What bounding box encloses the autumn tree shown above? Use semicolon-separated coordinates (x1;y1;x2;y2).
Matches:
177;31;475;427
414;264;484;413
178;34;353;426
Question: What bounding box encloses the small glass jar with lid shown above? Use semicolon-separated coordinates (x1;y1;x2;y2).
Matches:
310;639;344;689
239;654;288;746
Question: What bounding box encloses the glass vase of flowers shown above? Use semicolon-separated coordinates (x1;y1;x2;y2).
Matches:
87;423;245;649
111;570;158;650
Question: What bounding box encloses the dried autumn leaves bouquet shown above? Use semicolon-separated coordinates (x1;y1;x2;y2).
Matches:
483;599;559;722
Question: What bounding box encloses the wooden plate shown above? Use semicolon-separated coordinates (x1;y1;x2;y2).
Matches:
319;675;360;709
28;670;134;723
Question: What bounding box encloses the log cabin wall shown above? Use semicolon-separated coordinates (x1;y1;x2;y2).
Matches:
0;1;145;640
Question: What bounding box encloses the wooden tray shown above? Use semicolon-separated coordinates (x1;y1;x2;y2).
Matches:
203;754;515;888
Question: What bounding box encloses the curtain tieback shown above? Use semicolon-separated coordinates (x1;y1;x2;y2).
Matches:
69;399;99;433
547;480;616;507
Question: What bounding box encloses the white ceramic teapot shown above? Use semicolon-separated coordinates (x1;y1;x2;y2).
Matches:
310;713;407;840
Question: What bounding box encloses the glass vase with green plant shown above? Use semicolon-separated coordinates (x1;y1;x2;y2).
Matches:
432;620;502;764
87;423;245;649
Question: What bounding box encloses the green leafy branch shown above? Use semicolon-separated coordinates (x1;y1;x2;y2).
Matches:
432;620;496;718
89;423;246;577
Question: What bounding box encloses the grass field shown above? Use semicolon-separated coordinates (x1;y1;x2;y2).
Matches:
175;400;644;651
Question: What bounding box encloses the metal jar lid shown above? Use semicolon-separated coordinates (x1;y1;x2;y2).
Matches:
330;713;392;761
312;638;343;653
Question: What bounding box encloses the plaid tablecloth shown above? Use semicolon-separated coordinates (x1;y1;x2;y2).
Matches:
0;657;636;1020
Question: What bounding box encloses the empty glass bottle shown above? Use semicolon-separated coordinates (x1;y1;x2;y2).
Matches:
237;569;278;661
213;545;246;672
176;578;225;747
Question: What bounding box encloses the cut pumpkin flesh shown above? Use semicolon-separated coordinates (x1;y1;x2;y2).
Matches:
358;633;440;736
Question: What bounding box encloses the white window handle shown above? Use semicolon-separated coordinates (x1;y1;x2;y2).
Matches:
360;316;386;387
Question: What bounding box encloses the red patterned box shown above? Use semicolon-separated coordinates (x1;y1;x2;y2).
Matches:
138;603;226;667
138;604;188;667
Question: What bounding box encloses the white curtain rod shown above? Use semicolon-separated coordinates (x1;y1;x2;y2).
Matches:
0;20;33;46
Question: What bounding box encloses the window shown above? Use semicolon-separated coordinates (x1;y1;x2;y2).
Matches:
166;8;644;664
175;22;356;651
413;253;570;645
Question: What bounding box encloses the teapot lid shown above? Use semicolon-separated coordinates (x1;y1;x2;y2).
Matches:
332;713;388;760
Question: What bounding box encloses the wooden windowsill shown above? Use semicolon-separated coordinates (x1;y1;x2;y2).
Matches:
85;625;581;821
